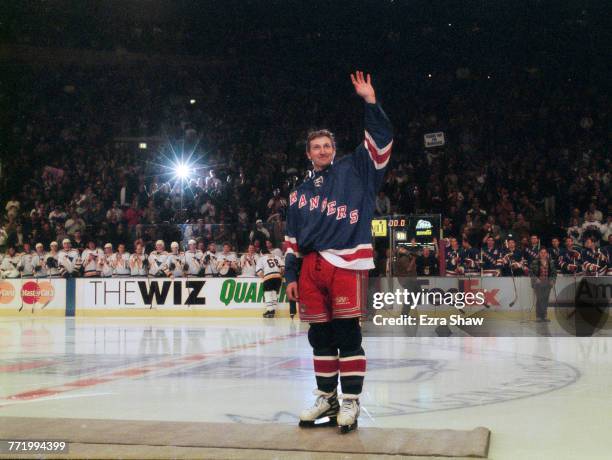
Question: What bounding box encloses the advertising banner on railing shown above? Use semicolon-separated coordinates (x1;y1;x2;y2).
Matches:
0;278;67;314
372;276;611;311
75;277;289;311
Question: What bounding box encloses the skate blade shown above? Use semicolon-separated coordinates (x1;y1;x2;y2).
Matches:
339;420;358;434
299;416;337;428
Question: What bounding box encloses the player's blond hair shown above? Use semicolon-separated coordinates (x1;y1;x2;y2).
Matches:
306;129;336;152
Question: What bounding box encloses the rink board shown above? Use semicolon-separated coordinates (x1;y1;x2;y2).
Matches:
0;276;609;317
75;277;290;316
0;278;66;316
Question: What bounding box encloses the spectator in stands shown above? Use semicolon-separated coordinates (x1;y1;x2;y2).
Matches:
584;203;603;223
416;246;439;276
375;191;391;216
65;211;86;236
250;220;270;248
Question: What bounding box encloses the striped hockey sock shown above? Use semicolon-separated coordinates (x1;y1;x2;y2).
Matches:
339;347;366;395
313;350;339;393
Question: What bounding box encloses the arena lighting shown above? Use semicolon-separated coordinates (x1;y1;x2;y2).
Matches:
190;99;196;104
139;142;147;149
173;162;191;180
150;140;208;199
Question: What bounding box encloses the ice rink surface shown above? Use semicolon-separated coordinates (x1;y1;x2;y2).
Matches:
1;316;612;459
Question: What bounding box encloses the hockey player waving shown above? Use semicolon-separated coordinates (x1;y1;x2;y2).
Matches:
285;71;393;433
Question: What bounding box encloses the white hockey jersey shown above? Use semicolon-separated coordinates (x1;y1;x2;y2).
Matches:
31;251;48;278
217;251;238;276
45;251;61;277
82;248;103;274
239;253;259;277
0;255;20;278
167;251;185;278
129;252;148;276
98;253;114;277
112;252;131;276
204;251;219;276
184;250;205;276
17;251;36;277
148;250;169;276
58;249;81;275
256;254;284;281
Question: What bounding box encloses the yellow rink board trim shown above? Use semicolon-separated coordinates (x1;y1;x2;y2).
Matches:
75;308;291;317
0;416;491;458
1;308;565;319
0;309;65;317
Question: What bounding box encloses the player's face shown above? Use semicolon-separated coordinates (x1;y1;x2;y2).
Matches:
307;136;335;171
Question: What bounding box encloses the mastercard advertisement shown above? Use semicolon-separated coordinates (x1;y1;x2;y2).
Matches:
0;279;66;313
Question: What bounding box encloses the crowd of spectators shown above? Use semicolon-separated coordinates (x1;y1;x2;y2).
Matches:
1;3;609;277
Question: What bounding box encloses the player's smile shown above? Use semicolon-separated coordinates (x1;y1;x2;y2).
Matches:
308;137;335;171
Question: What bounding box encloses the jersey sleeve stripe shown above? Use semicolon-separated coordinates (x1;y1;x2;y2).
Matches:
329;248;373;262
323;244;372;256
285;247;301;258
364;130;393;169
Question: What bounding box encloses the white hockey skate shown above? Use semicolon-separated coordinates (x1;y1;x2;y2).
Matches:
298;389;339;428
337;394;360;433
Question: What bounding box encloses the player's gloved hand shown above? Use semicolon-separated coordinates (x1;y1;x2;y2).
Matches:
287;281;299;301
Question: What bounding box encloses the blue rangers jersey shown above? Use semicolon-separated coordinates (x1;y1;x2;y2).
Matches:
445;246;462;275
582;247;607;275
481;246;503;272
284;102;393;283
501;248;527;276
459;247;480;274
524;245;540;267
550;246;564;271
559;246;582;274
